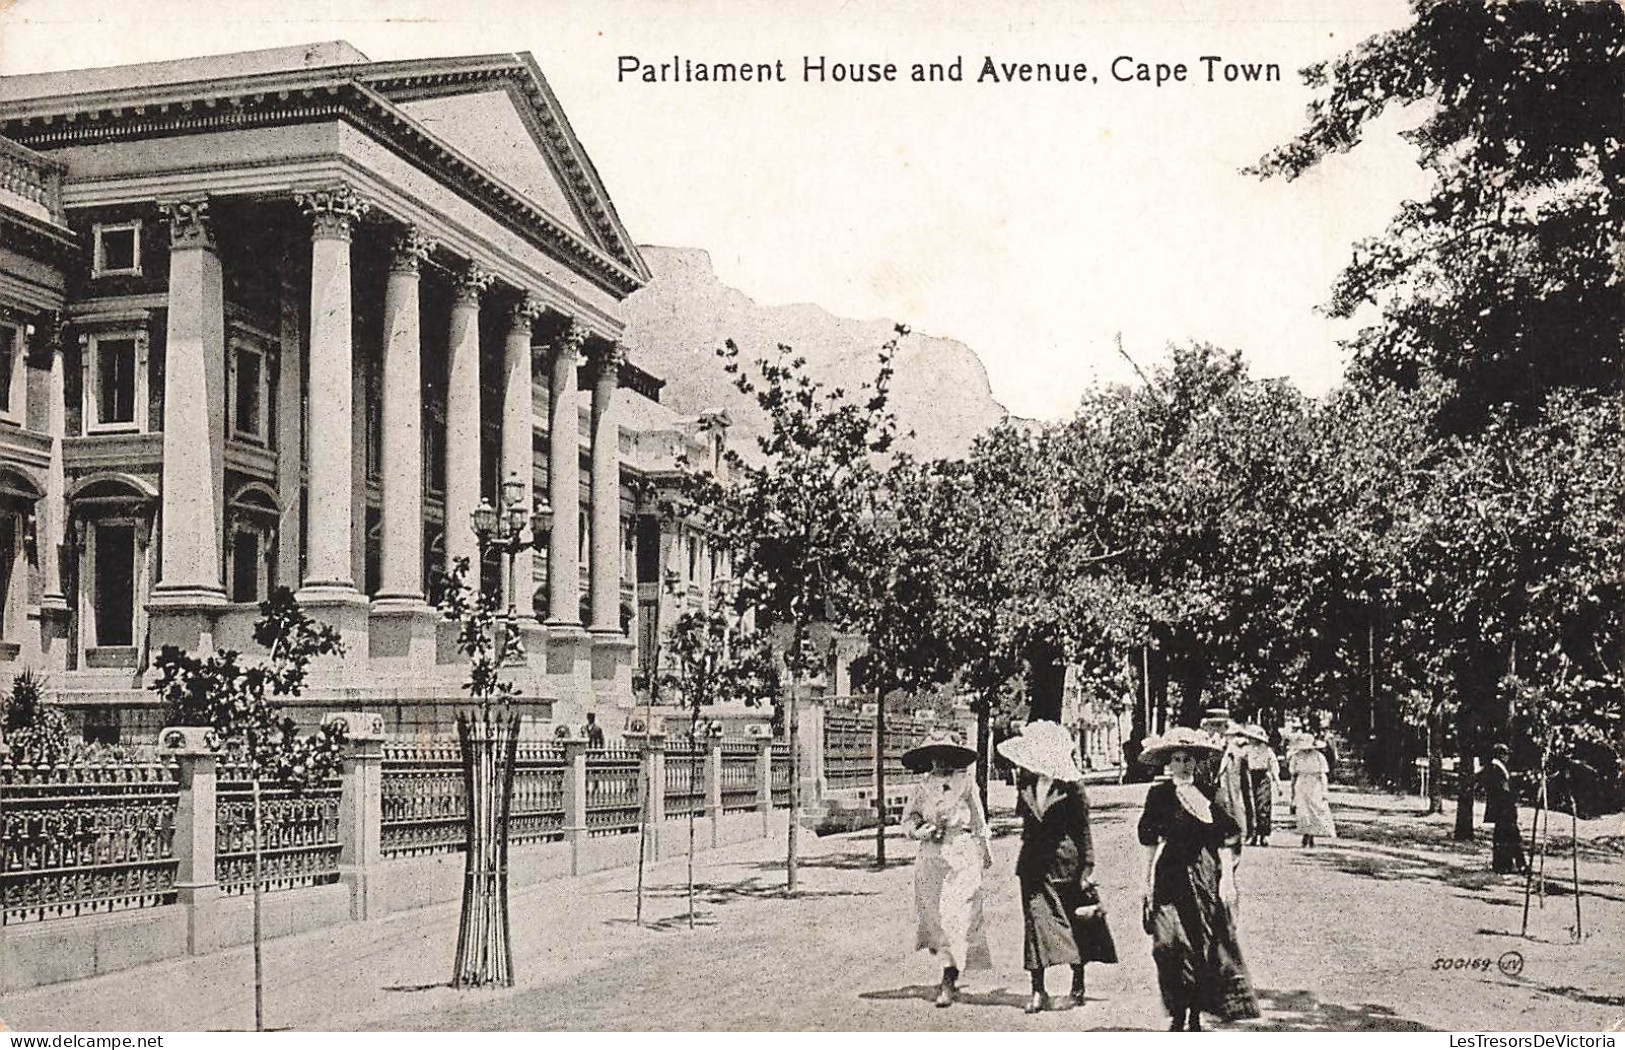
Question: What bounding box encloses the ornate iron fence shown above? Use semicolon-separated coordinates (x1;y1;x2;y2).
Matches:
215;764;341;896
0;758;179;924
770;743;792;808
822;712;932;792
584;747;641;836
664;743;704;818
720;741;759;812
380;740;464;856
510;742;567;845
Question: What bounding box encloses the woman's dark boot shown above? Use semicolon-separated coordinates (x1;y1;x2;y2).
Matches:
1187;1008;1204;1031
936;966;958;1008
1169;1008;1187;1031
1025;969;1049;1013
1066;965;1087;1008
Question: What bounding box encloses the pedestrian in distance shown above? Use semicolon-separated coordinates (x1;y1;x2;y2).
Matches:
1482;743;1529;875
1236;724;1277;846
998;720;1119;1014
1214;724;1256;851
583;712;605;749
1287;733;1337;847
900;729;993;1008
1137;727;1260;1031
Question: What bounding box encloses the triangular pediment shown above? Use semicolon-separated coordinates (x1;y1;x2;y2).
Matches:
397;88;589;240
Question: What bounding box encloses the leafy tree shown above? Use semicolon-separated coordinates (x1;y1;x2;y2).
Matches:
1251;1;1624;431
688;327;903;890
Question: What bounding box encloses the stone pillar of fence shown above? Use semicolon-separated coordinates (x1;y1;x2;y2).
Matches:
325;711;385;920
561;734;589;875
626;730;665;859
799;695;828;804
704;729;725;847
160;726;222;954
754;733;773;834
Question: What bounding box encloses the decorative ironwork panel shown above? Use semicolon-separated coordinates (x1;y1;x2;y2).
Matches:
822;713;931;793
510;742;566;845
664;744;704;819
720;741;759;812
584;747;642;837
1;759;179;924
381;741;466;856
214;763;341;896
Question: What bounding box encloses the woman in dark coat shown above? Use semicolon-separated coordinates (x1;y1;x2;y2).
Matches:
999;720;1118;1013
1138;727;1260;1031
1483;744;1528;875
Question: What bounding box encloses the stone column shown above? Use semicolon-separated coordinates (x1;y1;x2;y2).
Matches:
294;185;369;600
545;323;585;627
160;726;221;954
151;199;226;608
275;253;304;588
375;228;435;607
587;342;624;635
444;262;491;581
755;734;774;835
38;317;67;613
561;735;589;875
628;729;665;859
324;712;386;920
501;295;543;620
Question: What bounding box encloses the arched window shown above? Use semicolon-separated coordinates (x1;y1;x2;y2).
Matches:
0;467;43;645
225;484;280;604
67;473;157;666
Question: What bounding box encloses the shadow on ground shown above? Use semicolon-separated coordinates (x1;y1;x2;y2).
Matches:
859;983;1036;1013
1250;988;1433;1032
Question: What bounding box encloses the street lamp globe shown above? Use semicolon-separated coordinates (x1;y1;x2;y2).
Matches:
530;499;554;547
471;497;499;543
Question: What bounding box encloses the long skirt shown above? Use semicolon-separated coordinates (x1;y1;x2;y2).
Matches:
1020;874;1119;970
1492;814;1527;874
913;832;992;971
1248;770;1273;837
1148;848;1260;1021
1293;772;1337;837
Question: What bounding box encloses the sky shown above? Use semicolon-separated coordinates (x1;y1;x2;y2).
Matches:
0;0;1429;421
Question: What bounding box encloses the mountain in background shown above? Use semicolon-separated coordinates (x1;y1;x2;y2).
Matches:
619;246;1012;461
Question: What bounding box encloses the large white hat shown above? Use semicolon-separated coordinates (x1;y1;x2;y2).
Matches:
996;720;1084;781
1138;726;1224;766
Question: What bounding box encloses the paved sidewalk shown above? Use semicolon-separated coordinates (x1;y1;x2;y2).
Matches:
1;785;1620;1032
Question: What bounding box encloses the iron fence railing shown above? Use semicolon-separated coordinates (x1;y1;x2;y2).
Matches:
214;764;342;896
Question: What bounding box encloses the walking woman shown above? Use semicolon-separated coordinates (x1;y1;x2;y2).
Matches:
1138;727;1260;1031
1238;725;1277;846
1287;733;1337;847
997;720;1119;1013
900;729;993;1007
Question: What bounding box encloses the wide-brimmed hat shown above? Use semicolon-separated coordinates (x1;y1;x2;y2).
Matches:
997;720;1085;781
1139;726;1223;766
901;729;978;773
1231;723;1269;745
1286;733;1322;753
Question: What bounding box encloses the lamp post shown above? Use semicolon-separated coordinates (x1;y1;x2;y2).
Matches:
452;472;551;989
634;553;683;926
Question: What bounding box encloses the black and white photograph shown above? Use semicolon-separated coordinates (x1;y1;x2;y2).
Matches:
0;0;1619;1036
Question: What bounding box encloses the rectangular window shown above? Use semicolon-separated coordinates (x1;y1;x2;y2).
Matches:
0;514;15;636
92;222;142;278
87;333;144;433
233;346;264;440
93;523;136;647
231;531;260;603
0;324;18;422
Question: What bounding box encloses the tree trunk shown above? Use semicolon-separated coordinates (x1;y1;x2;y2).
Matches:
974;699;991;815
1426;702;1444;816
1454;735;1477;841
1026;643;1066;723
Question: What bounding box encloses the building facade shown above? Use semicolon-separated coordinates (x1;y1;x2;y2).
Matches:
0;42;729;740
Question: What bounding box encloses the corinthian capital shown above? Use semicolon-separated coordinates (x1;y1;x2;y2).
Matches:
296;184;370;241
160;198;214;250
589;341;627;384
552;321;588;364
507;293;546;332
452;261;494;305
390;227;438;275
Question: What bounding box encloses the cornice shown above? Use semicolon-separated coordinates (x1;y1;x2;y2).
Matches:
2;79;644;298
0;207;78;263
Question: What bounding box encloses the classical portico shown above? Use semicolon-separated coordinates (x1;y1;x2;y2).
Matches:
0;43;657;729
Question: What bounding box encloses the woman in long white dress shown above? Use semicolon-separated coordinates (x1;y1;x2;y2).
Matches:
901;730;993;1008
1287;734;1337;847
